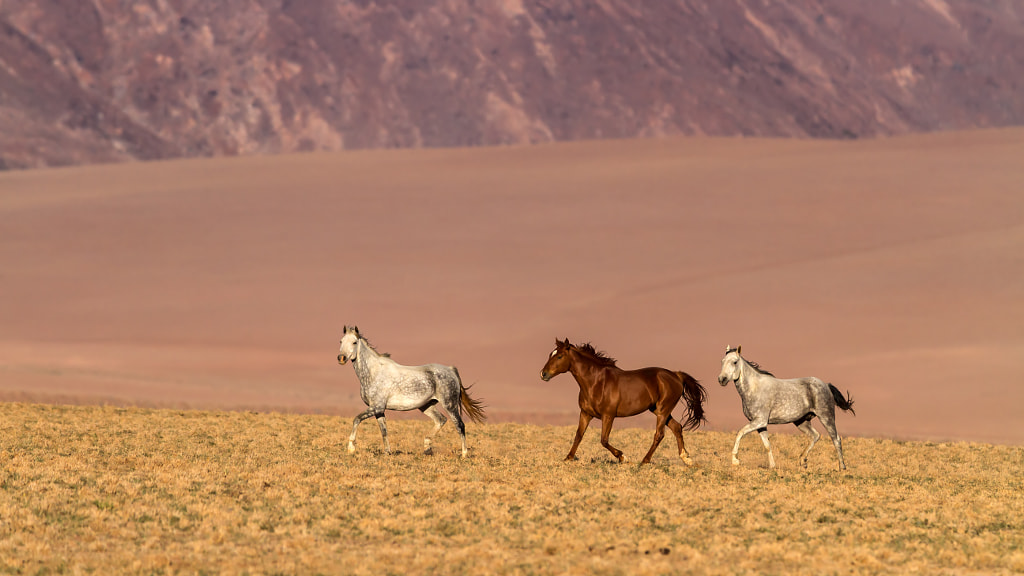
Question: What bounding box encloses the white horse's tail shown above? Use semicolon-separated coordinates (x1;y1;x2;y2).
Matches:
460;384;487;424
452;367;486;423
828;383;856;415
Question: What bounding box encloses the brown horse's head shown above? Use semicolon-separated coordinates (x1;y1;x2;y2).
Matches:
540;338;572;381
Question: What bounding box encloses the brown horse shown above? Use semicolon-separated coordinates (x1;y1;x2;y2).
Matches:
540;338;707;465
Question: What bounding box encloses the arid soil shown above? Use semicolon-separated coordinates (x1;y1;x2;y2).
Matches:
1;129;1022;443
1;404;1023;574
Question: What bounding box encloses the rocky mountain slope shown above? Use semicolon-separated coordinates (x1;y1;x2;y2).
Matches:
1;0;1022;169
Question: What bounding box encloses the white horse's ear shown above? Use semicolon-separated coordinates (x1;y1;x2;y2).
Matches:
726;344;731;352
737;345;742;354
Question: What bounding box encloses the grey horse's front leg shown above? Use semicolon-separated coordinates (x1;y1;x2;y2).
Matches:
732;421;769;466
348;407;376;453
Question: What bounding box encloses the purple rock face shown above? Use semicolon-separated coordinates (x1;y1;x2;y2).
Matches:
1;0;1022;169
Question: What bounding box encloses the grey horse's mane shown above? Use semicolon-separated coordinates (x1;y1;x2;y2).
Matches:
351;329;390;358
727;347;774;377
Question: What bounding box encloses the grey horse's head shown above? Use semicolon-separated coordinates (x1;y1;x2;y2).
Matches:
338;325;361;365
718;345;742;386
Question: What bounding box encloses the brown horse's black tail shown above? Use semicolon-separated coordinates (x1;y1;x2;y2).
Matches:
678;372;708;431
828;383;856;416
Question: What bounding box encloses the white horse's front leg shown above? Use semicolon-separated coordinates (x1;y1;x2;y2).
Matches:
349;408;375;453
732;421;765;466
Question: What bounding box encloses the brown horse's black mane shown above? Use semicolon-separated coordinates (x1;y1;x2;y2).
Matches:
573;343;617;367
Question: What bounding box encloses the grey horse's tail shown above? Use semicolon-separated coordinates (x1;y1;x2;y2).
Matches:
460;384;487;424
677;372;708;431
451;367;486;424
828;384;856;415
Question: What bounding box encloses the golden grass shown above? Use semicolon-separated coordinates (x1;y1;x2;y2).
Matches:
1;403;1022;575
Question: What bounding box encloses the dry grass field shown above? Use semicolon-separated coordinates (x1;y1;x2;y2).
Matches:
1;403;1022;575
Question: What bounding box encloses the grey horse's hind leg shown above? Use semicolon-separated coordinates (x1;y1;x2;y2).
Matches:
439;386;469;458
818;411;846;470
795;419;820;468
348;407;376;453
420;402;447;455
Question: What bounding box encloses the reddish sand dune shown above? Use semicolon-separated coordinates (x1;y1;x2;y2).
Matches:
1;130;1022;443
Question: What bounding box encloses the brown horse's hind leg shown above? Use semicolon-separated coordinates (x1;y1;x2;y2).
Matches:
665;416;694;466
641;413;669;464
565;412;593;461
599;415;625;463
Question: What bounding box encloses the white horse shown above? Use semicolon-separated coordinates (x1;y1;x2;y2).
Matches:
338;326;485;457
718;346;855;470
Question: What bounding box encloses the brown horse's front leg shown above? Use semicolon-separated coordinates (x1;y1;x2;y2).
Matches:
599;415;625;463
565;412;592;461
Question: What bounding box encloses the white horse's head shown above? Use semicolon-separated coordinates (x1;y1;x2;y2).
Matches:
718;345;743;386
338;325;361;365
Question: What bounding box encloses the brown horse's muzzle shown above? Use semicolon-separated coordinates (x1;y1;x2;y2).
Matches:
540;371;551;381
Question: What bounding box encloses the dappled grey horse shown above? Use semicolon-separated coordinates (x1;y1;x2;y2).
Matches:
338;326;486;457
718;346;855;470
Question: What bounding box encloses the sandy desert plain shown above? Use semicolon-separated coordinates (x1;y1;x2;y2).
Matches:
0;128;1023;573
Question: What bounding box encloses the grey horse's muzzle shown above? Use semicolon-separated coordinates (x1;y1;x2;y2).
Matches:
718;376;731;386
338;354;348;365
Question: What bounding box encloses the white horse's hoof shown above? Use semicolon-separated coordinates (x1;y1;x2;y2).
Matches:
347;442;356;453
732;457;741;466
424;447;434;456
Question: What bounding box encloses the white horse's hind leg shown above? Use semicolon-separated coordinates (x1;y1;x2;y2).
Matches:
757;429;776;469
795;420;820;468
819;412;846;470
420;403;447;455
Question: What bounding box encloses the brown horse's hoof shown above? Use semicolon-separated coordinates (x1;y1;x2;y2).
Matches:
564;455;578;461
682;457;695;466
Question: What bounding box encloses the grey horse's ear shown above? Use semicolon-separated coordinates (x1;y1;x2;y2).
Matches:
354;325;360;335
726;344;731;352
737;345;742;354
